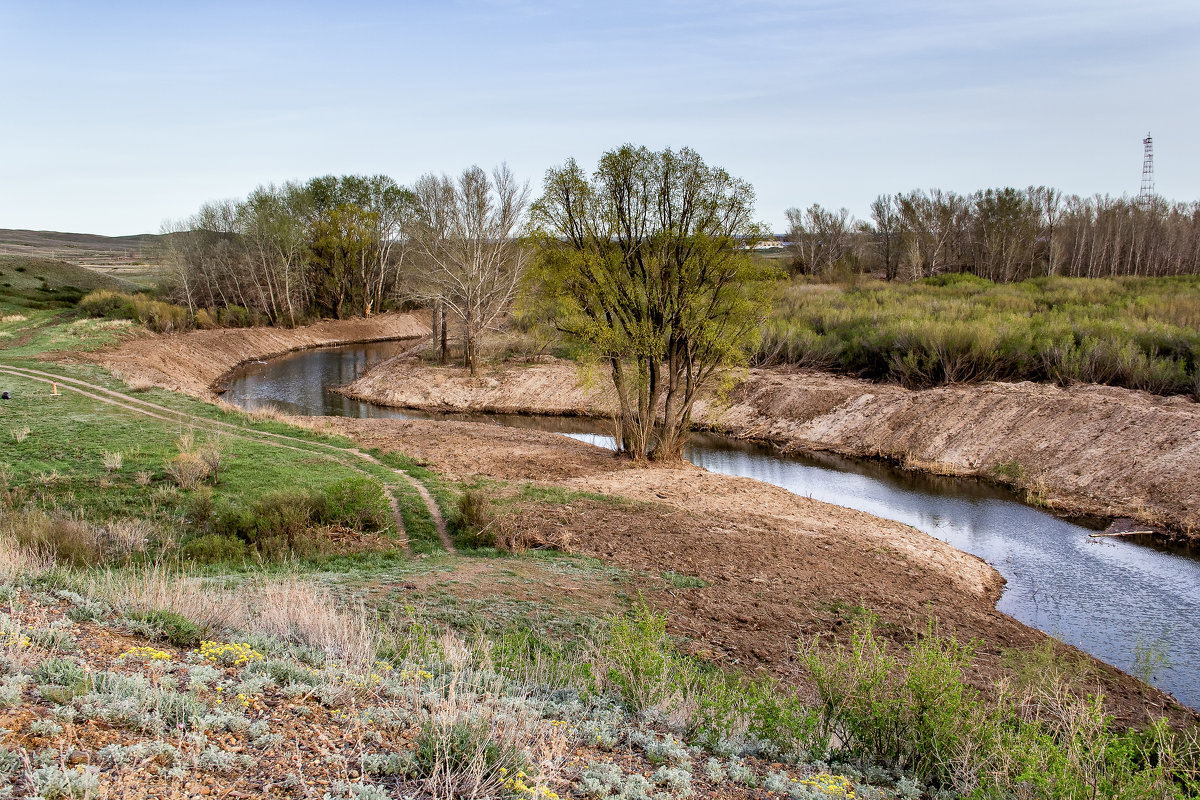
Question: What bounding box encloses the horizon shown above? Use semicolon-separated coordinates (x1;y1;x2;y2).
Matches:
2;0;1198;237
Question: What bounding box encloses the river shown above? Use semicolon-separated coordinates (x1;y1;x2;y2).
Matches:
221;340;1200;709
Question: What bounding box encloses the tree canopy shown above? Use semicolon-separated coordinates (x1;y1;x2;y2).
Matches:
530;145;781;461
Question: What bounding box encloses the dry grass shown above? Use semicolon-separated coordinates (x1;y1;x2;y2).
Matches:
163;452;210;490
215;399;295;425
8;426;30;444
102;450;123;472
88;566;380;669
0;532;54;582
411;636;574;800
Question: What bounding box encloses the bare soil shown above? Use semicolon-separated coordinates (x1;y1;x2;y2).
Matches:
344;358;1200;537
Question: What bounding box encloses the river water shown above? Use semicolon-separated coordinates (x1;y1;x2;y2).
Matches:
222;341;1200;709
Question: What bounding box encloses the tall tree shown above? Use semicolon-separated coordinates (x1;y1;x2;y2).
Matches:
409;164;530;375
530;145;781;461
870;195;901;281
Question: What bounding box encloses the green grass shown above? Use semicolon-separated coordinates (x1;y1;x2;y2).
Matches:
0;255;136;314
662;570;709;589
760;274;1200;397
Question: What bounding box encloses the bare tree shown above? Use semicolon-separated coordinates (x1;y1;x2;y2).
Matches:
409;164;530;375
870;195;901;280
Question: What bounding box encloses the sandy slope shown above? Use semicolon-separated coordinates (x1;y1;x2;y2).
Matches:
90;311;429;399
343;358;1200;536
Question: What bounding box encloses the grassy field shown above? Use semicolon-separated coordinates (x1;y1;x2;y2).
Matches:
759;274;1200;398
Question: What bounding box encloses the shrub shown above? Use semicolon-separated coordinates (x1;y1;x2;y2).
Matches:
11;512;103;567
323;477;390;533
181;533;247;564
214;490;321;558
456;488;495;548
128;609;206;648
79;290;137;320
599;603;692;714
799;615;985;785
413;716;529;796
164;452;210;490
759;277;1200;398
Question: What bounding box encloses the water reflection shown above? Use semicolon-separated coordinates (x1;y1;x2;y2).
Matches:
222;343;1200;709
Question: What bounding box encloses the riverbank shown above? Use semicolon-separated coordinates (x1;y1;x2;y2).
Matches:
88;311;429;399
78;319;1195;720
342;357;1200;539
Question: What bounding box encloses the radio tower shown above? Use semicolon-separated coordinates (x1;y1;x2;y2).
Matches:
1138;132;1155;209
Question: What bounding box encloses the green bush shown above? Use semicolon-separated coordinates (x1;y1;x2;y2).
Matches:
196;481;391;561
323;477;390;532
78;289;194;333
128;609;205;648
798;614;1200;797
181;533;247;564
455;488;495;548
79;290;137;320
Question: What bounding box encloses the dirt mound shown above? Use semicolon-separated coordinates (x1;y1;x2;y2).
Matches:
91;311;429;398
344;359;1200;536
344;356;619;416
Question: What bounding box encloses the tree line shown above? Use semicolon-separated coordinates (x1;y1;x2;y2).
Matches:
157;147;774;460
158;168;528;375
787;189;1200;282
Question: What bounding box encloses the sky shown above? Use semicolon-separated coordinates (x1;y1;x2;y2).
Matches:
1;0;1198;236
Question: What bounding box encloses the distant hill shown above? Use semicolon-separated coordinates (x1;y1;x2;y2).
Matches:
0;254;143;312
0;229;167;285
0;255;138;292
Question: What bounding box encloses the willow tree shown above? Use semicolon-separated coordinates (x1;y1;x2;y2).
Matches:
530;145;780;462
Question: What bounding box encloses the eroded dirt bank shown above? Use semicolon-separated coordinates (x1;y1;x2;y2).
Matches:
90;311;429;399
343;357;1200;536
311;414;1189;724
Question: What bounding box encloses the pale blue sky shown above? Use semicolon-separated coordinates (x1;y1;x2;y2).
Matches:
1;0;1197;235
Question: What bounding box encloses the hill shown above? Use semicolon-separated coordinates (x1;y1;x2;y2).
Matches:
0;228;166;285
0;254;139;312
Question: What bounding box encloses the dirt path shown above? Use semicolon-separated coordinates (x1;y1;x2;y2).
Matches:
343;358;1200;537
0;363;452;554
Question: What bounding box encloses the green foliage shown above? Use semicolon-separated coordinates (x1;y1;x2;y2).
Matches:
128;609;205;648
530;145;783;459
662;571;709;589
323;476;391;532
181;533;248;564
761;276;1200;398
455;488;495;548
186;478;392;561
34;657;88;687
799;615;1200;797
413;716;528;791
600;602;683;713
799;615;989;784
79;290;197;333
